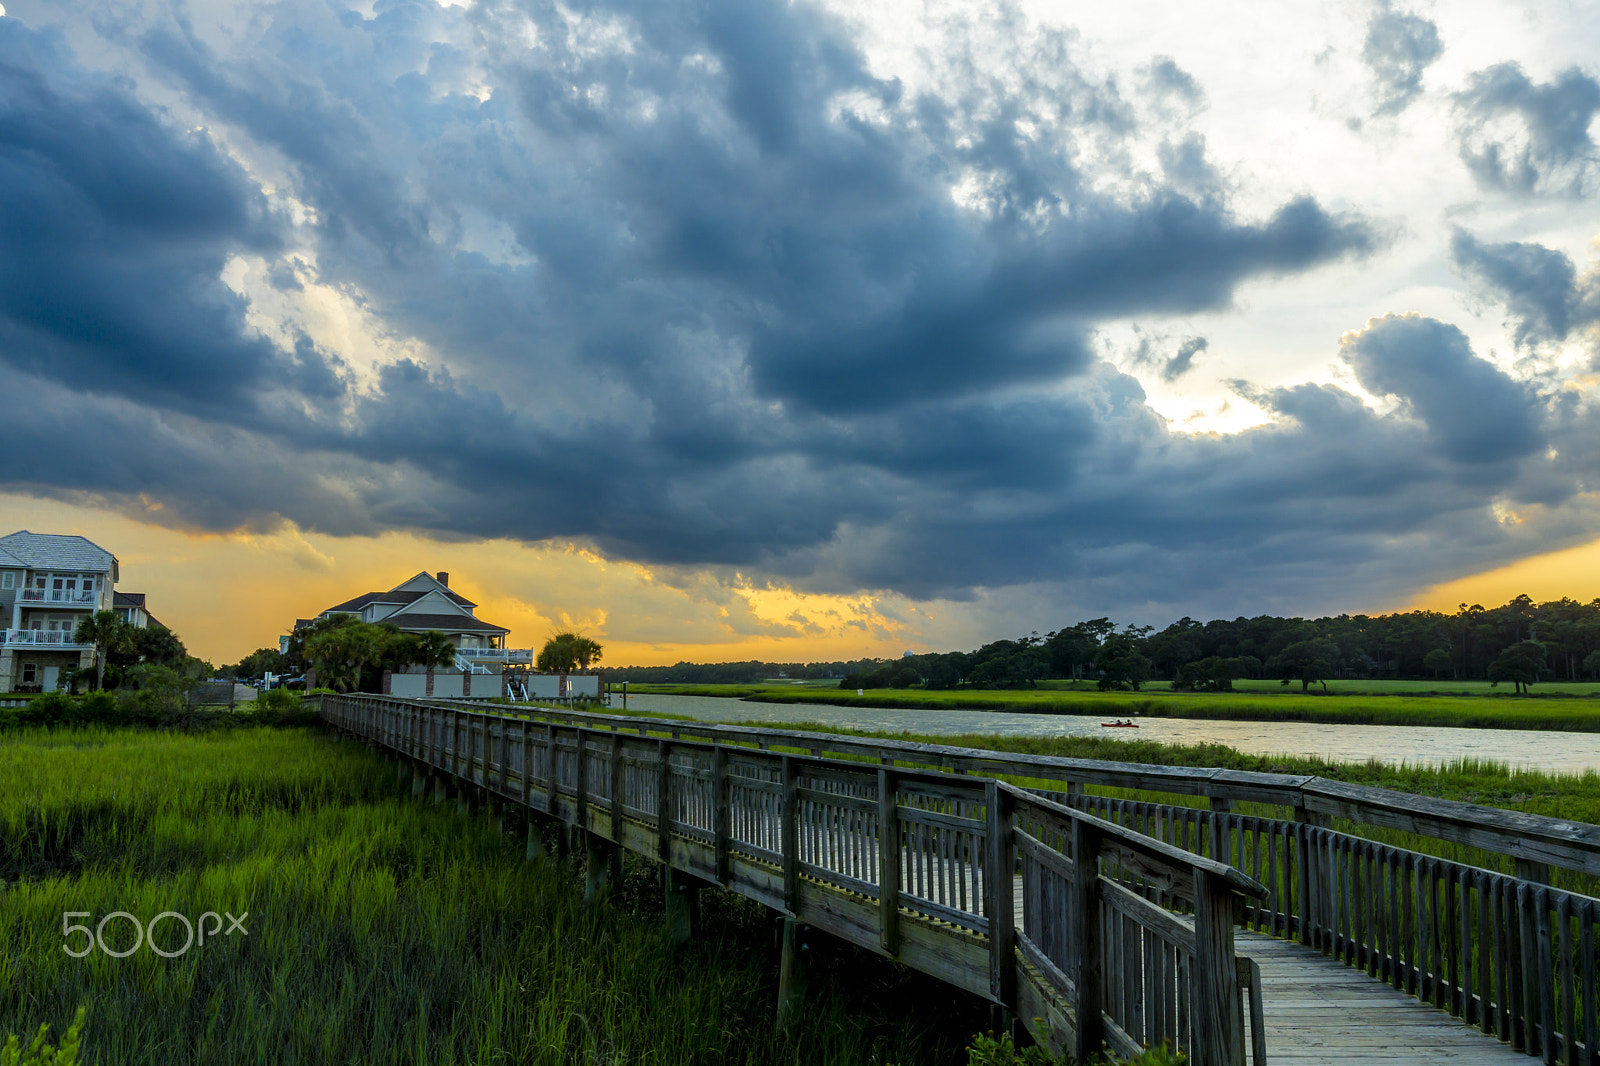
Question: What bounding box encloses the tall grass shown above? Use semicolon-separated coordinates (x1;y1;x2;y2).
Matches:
631;684;1600;731
1;727;983;1065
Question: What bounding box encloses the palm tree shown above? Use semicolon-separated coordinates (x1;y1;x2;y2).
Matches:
572;636;603;670
306;623;382;693
536;632;603;672
414;630;460;670
73;610;132;691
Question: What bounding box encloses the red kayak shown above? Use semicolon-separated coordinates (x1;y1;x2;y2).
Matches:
1100;722;1139;728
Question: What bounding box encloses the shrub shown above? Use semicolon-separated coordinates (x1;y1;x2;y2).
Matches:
247;687;308;725
2;1005;86;1066
76;690;118;722
15;693;73;726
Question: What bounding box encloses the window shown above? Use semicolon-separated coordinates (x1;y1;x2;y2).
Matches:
21;663;36;684
1;572;12;589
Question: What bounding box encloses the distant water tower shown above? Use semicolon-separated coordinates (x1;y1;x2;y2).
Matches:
902;649;914;658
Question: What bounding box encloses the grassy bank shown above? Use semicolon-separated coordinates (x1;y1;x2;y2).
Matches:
1;726;984;1065
626;683;1600;731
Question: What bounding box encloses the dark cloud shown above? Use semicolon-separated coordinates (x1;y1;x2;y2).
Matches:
1362;4;1441;116
0;0;1592;623
1164;336;1208;381
1451;228;1600;348
0;19;298;417
1340;312;1542;465
1455;63;1600;197
1130;332;1208;382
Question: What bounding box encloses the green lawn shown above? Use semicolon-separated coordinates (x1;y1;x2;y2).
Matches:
622;682;1600;731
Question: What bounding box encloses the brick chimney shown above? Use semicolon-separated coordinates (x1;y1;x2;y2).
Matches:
436;571;449;587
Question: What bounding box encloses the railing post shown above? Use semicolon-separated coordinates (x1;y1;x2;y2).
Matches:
1070;819;1104;1064
520;719;531;802
782;755;799;915
544;722;557;814
610;732;624;843
498;715;509;795
1192;869;1244;1066
714;745;730;885
657;739;672;864
576;727;589;832
987;780;1016;1012
1295;821;1314;946
879;767;900;956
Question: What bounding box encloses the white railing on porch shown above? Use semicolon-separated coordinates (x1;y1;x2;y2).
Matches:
18;589;99;605
455;647;533;663
3;629;90;647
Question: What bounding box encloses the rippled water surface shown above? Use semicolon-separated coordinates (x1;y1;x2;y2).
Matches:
616;693;1600;774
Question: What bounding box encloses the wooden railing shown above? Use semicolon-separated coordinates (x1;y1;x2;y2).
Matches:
420;699;1600;1064
1056;791;1600;1066
322;694;1269;1065
504;702;1600;880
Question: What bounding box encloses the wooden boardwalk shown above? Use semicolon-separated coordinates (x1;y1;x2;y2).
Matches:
321;695;1599;1066
1235;932;1527;1065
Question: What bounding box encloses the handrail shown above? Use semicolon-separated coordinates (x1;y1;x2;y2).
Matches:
454;699;1600;878
1051;787;1600;1063
322;693;1268;1065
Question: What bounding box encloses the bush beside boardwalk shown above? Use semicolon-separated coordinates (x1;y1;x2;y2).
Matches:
0;725;989;1066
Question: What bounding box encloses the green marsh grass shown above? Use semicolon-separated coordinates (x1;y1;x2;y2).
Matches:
2;726;985;1065
628;683;1600;731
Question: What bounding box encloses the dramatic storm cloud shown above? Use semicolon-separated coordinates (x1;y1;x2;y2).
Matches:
1451;229;1600;349
3;0;1600;642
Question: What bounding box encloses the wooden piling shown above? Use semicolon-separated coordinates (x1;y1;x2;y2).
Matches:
585;833;613;903
664;867;699;946
776;916;807;1035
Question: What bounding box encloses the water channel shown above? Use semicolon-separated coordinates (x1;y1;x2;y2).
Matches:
617;693;1600;775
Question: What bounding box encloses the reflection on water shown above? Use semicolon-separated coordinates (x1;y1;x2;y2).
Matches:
618;693;1600;774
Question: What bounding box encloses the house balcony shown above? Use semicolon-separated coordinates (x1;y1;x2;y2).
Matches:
4;630;91;649
18;589;100;607
456;647;533;664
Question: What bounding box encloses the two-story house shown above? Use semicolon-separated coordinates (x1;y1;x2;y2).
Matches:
0;531;118;692
296;571;529;669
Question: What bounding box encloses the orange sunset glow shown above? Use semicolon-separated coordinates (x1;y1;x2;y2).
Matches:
1;494;933;667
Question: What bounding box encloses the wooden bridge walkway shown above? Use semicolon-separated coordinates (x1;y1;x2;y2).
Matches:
1234;932;1526;1065
319;695;1599;1066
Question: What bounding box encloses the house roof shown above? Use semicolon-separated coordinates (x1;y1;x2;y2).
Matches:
0;531;117;574
114;591;165;630
321;588;476;614
381;613;508;634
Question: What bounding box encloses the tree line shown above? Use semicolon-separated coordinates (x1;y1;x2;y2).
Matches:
226;623;606;693
607;595;1600;694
